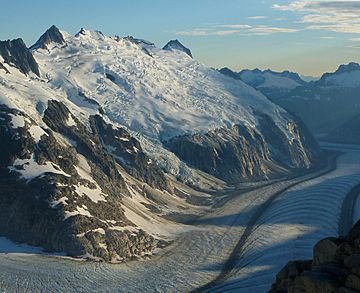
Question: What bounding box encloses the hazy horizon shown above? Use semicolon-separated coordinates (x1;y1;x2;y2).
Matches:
1;0;360;76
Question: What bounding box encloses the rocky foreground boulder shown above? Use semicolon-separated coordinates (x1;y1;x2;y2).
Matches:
270;220;360;292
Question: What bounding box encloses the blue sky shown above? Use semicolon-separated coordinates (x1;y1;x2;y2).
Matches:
1;0;360;76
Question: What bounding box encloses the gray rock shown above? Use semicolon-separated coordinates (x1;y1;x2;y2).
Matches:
166;113;321;183
0;102;161;262
0;38;40;76
30;25;65;50
271;220;360;293
313;237;343;267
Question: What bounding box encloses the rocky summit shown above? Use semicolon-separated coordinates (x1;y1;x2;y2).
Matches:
30;25;66;50
0;38;40;76
270;220;360;293
163;39;193;58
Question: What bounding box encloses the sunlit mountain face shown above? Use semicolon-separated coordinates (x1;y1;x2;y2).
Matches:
1;1;360;292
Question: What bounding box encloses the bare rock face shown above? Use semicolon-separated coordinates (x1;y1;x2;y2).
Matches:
30;25;65;50
166;113;321;183
273;260;313;291
313;237;344;267
0;102;162;261
0;38;40;76
166;124;270;183
270;220;360;293
90;115;172;192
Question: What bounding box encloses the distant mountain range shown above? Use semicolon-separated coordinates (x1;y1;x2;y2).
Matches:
220;63;360;140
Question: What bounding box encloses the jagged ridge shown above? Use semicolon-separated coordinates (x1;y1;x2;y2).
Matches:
30;25;65;50
0;38;40;76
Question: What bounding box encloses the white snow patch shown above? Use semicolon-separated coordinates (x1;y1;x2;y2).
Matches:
51;196;69;208
75;184;107;203
29;125;48;143
64;206;93;220
92;228;106;235
74;154;108;202
133;146;139;153
76;228;105;237
98;243;107;250
8;154;71;181
9;114;26;128
117;136;130;142
66;114;77;127
109;225;138;232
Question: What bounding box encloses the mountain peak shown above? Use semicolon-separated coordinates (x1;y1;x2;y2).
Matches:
219;67;242;80
317;62;360;87
30;25;65;50
123;36;155;47
239;68;306;85
163;39;193;58
336;62;360;74
75;28;106;41
77;27;87;36
0;38;40;76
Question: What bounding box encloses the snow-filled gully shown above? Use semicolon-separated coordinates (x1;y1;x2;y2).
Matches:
1;144;360;293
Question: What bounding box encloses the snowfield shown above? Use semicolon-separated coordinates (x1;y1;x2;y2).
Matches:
1;144;359;292
240;69;302;91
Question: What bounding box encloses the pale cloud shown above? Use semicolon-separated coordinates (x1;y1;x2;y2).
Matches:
350;37;360;41
320;36;337;39
248;16;267;19
216;24;252;29
176;24;299;37
273;0;360;34
250;26;298;35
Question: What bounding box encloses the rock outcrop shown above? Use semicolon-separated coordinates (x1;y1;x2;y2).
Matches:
270;220;360;292
0;38;40;76
91;115;171;191
166;113;320;183
0;102;161;262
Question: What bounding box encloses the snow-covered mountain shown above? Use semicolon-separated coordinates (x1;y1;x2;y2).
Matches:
221;63;360;137
220;67;306;98
316;62;360;88
0;26;321;261
163;39;193;58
